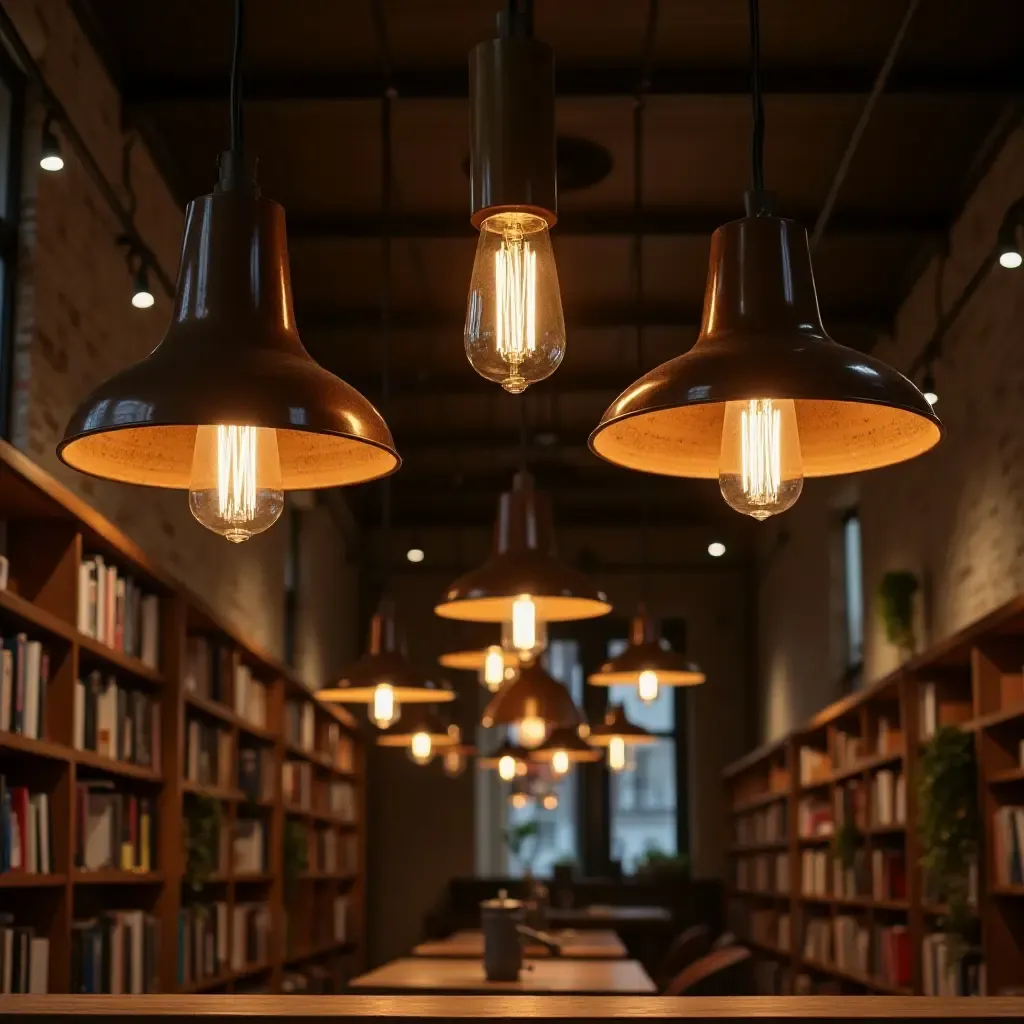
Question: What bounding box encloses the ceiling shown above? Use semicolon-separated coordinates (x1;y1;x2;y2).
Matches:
74;0;1022;532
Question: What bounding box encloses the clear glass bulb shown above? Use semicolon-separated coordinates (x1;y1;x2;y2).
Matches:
518;702;547;748
409;731;433;766
510;791;529;809
719;398;803;520
189;425;284;542
542;793;559;811
464;212;565;393
551;750;570;776
482;645;506;691
369;683;400;729
637;669;660;704
511;595;536;653
608;736;626;773
498;754;518;781
443;750;467;778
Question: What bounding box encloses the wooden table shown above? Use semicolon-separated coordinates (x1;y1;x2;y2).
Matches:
548;905;672;928
348;957;656;995
412;928;627;959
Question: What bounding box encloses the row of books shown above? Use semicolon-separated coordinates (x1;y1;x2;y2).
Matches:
871;769;906;826
799;747;831;785
0;633;49;739
71;910;160;993
285;700;315;752
312;827;337;874
746;908;789;951
918;680;972;740
871;848;907;901
185;718;233;789
283;760;313;810
184;636;269;732
239;743;274;803
77;555;160;668
803;917;833;962
178;903;227;986
832;852;867;901
73;671;161;771
325;722;354;772
286;894;351;959
993;805;1024;884
802;849;829;896
798;796;832;838
874;716;904;757
735;802;786;845
834;779;867;831
231;902;271;972
234;818;267;875
327;780;357;822
832;730;863;773
922;936;985;995
832;915;869;975
0;918;48;993
736;853;788;894
874;924;912;988
0;780;52;874
75;784;156;872
232;661;267;729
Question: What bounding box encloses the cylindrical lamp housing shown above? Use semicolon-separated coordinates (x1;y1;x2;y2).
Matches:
469;32;556;228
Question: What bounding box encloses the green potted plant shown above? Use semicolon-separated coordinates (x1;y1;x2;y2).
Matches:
502;820;540;876
879;570;919;656
635;846;690;879
184;795;222;895
831;818;861;885
283;818;309;896
917;725;979;959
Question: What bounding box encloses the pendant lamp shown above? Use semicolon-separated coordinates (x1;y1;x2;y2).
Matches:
438;645;519;692
588;605;704;704
587;703;656;773
464;0;565;393
318;598;453;728
435;471;611;626
376;707;458;766
530;725;600;777
57;0;397;543
478;739;530;780
442;743;476;778
480;659;582;750
588;0;940;522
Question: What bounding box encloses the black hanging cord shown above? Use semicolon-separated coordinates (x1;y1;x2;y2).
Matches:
380;91;394;576
744;0;771;216
230;0;245;155
504;0;534;37
518;398;528;474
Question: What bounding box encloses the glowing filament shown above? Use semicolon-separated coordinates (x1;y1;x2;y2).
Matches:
511;595;537;653
741;399;782;508
638;670;660;704
551;750;570;776
609;736;626;772
370;683;399;728
483;645;505;691
495;226;537;371
410;731;433;765
498;755;518;781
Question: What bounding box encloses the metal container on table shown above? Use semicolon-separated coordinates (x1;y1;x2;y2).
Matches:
480;889;525;981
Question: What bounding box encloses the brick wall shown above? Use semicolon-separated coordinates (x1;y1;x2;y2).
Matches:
3;0;358;680
757;124;1024;741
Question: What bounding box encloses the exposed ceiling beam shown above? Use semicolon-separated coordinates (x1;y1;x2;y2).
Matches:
287;209;944;241
322;371;633;397
123;66;1023;106
300;303;888;333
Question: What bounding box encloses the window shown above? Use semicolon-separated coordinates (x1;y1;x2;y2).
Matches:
842;510;864;678
0;48;20;438
606;639;679;873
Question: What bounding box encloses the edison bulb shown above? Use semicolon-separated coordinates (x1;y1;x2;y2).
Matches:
719;398;803;520
518;700;547;748
542;793;559;811
512;596;536;653
443;750;467;778
409;731;433;766
369;683;400;729
608;736;626;773
637;670;660;704
498;754;518;782
510;791;529;809
551;750;570;776
189;425;284;542
482;645;505;692
465;212;565;394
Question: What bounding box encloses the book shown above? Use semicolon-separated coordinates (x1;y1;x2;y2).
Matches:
75;783;156;872
79;556;160;666
73;671;161;770
72;912;160;993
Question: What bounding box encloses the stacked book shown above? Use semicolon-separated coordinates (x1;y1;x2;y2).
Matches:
185;718;233;789
922;934;985;995
871;769;906;826
282;760;312;810
327;780;356;822
0;633;49;739
232;662;267;729
874;924;911;989
177;902;228;986
74;783;156;872
0;778;52;874
285;700;315;752
918;681;972;740
71;911;160;993
78;556;159;668
0;917;48;992
230;902;270;971
833;915;870;975
993;805;1024;884
237;742;274;803
73;671;161;771
232;818;267;875
870;848;907;900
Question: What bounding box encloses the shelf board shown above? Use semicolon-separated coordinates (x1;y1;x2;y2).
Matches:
77;631;165;685
798;833;833;846
184;691;275;742
0;586;79;644
801;893;832;905
833;895;909;912
967;704;1024;732
729;887;789;899
0;871;67;888
283;939;356;965
867;823;906;836
234;872;274;884
991;884;1024;897
298;871;357;883
729;840;789;854
73;747;162;782
284;740;347;775
739;936;790;960
831;750;905;783
988;765;1024;785
799;776;833;793
801;957;911;995
731;790;788;814
73;869;164;885
0;730;71;762
183;779;245;801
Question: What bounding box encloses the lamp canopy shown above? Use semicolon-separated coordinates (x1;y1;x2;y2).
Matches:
587;704;657;747
376;707;459;748
318;597;454;704
590;215;941;478
589;605;705;687
480;660;583;730
59;182;399;489
435;471;611;623
531;725;601;763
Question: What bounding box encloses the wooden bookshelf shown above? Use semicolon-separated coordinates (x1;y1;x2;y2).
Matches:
724;594;1024;996
0;439;365;994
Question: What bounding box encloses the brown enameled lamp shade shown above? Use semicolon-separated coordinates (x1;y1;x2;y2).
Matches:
376;708;459;748
318;599;454;704
477;739;529;770
590;215;941;478
587;705;657;747
530;726;601;764
435;471;611;623
588;606;705;687
480;660;583;730
58;188;399;488
438;648;519;673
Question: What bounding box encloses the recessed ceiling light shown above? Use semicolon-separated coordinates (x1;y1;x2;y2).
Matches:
708;542;726;558
406;547;425;563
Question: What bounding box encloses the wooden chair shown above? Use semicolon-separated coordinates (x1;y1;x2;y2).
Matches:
661;946;753;995
653;924;711;989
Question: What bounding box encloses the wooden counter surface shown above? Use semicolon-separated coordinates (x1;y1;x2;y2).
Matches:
412;928;627;959
1;996;1023;1018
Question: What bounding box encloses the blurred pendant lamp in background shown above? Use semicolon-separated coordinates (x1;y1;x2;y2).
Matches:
589;0;940;521
587;704;656;773
464;0;565;393
478;738;530;780
376;706;458;766
438;644;519;693
57;0;397;541
480;659;582;750
530;725;600;777
318;91;450;731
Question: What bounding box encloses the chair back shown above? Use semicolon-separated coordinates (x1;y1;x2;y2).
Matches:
662;945;752;996
654;924;710;988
